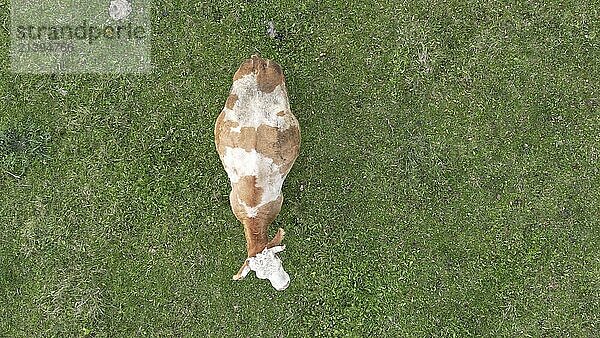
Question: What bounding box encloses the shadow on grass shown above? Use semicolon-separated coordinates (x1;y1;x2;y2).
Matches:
0;125;51;179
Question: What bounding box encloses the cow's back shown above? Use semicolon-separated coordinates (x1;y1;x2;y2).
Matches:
215;56;300;221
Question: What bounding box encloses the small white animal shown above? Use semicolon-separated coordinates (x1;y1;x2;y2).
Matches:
215;55;300;291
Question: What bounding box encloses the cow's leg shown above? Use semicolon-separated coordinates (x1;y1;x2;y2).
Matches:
267;228;285;248
233;260;250;280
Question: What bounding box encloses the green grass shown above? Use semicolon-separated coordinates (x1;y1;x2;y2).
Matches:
1;0;599;336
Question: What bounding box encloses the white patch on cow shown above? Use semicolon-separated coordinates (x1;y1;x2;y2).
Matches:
237;196;258;218
247;245;289;291
223;147;285;210
223;74;297;132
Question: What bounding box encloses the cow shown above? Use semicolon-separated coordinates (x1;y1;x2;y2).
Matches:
214;55;300;291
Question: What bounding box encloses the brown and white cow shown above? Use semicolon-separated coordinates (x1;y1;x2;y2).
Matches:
214;55;300;291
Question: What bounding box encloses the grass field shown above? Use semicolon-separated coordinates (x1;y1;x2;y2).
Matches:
1;0;599;336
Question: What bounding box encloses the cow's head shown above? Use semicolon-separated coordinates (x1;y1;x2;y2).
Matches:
233;245;290;291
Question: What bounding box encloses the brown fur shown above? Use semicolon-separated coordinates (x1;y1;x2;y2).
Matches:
215;121;300;172
231;55;284;93
230;193;283;257
225;93;238;110
234;176;263;207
